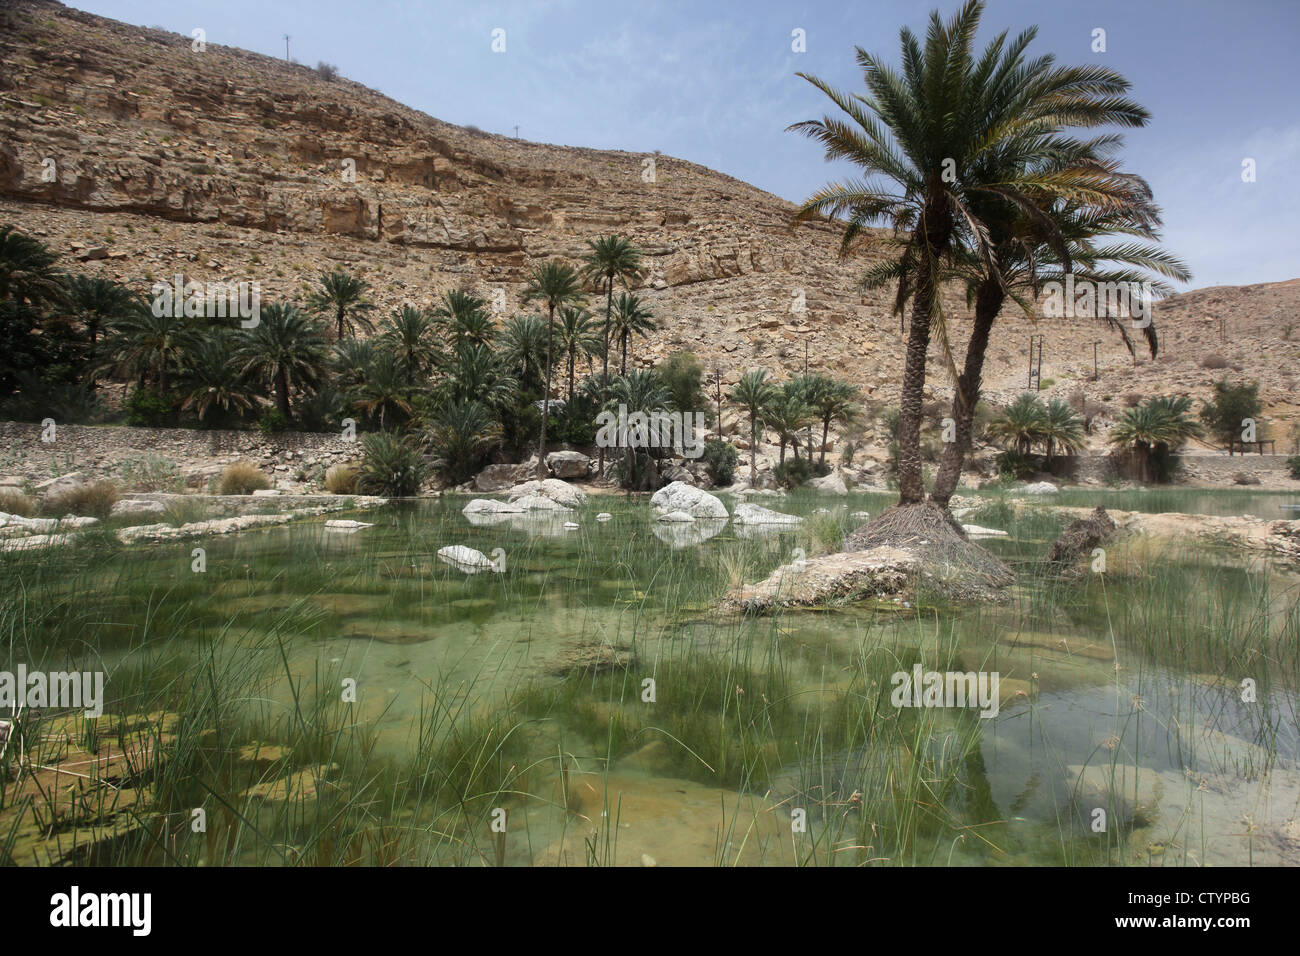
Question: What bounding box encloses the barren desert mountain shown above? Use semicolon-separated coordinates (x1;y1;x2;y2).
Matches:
2;0;1297;439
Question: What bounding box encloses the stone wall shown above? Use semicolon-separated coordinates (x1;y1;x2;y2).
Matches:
1065;451;1292;483
0;421;357;486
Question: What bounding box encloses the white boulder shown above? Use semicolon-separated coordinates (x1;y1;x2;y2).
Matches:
733;502;803;526
1021;481;1059;495
650;481;727;519
437;545;498;574
508;478;587;509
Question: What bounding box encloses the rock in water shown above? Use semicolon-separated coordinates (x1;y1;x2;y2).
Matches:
462;498;525;515
733;502;802;525
1020;481;1059;495
324;519;373;533
508;478;587;509
650;481;728;519
805;470;848;495
437;545;497;574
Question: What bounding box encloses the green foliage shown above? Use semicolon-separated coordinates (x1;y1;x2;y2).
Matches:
1198;379;1263;448
701;438;738;487
257;408;290;434
359;432;428;496
125;387;178;427
1286;455;1300;480
773;457;813;489
1108;395;1201;483
428;400;501;484
995;450;1035;480
658;351;709;417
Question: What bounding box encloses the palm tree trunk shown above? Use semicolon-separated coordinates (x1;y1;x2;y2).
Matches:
599;275;613;476
819;418;830;469
930;280;1002;508
568;353;575;403
538;305;554;472
750;415;758;485
276;366;291;419
337;307;344;341
620;333;628;376
897;209;950;505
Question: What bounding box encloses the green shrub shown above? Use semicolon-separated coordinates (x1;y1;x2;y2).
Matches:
1287;455;1300;480
1199;378;1263;448
995;450;1035;479
773;458;813;489
700;439;737;486
125;388;178;427
218;461;271;495
359;432;428;496
257;409;290;435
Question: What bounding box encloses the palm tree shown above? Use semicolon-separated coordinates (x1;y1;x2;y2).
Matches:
728;370;777;485
928;197;1191;506
0;225;66;310
521;261;584;468
610;292;656;375
582;236;644;474
606;369;671;489
763;384;813;466
428;400;502;484
1042;397;1085;465
306;270;375;341
790;0;1152;506
352;351;414;431
1107;395;1200;483
433;289;496;348
235;303;329;420
500;314;547;394
988;394;1050;456
102;307;196;394
806;375;861;468
380;304;437;386
557;305;599;402
438;342;516;411
331;338;377;393
177;331;255;424
66;275;139;348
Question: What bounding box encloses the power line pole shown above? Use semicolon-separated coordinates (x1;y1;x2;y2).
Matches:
283;34;291;60
513;125;519;138
1093;340;1100;381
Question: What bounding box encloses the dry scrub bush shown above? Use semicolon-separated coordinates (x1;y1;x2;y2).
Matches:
218;461;271;495
0;488;36;516
324;464;359;494
45;481;120;519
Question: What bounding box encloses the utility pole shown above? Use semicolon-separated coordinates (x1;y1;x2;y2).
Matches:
1027;334;1045;390
513;125;520;138
1092;340;1101;381
284;34;291;60
714;366;722;436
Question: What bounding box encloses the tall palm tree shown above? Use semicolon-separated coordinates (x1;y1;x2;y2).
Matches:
429;400;502;484
790;0;1151;506
235;303;329;420
928;196;1191;506
331;338;377;393
728;370;777;485
177;331;255;424
610;292;656;375
557;305;599;402
581;236;644;474
307;270;375;341
521;261;584;468
433;289;496;348
380;304;437;386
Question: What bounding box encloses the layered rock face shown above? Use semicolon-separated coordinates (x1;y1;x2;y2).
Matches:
2;0;1299;434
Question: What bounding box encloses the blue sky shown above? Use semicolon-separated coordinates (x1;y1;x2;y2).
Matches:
68;0;1300;288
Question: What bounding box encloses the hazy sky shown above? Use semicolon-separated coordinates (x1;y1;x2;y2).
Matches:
66;0;1300;289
